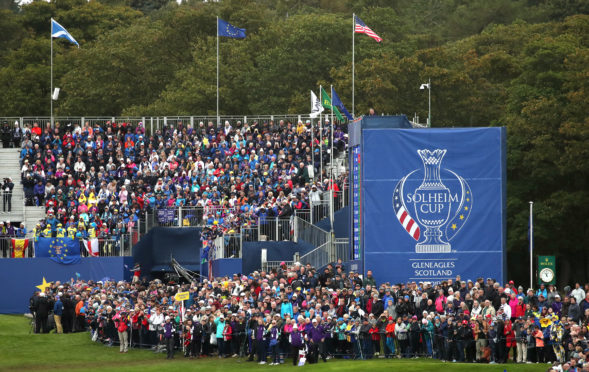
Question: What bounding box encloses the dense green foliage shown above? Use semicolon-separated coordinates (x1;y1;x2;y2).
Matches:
0;0;588;284
0;314;547;371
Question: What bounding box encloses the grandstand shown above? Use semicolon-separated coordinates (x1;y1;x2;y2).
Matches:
0;114;423;277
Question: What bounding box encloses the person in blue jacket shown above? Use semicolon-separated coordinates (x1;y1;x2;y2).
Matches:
53;295;64;334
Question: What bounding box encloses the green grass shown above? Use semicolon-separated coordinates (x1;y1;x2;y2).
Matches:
0;315;549;372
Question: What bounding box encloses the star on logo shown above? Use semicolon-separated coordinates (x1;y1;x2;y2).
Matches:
36;277;52;292
464;206;469;211
459;214;464;220
451;224;457;230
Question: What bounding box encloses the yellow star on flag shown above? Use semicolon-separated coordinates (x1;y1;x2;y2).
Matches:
451;224;457;230
36;277;52;292
459;214;464;220
464;206;469;211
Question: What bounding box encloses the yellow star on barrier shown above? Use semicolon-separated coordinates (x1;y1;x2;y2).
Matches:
36;277;52;292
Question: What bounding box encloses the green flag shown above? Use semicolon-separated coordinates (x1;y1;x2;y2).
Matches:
320;86;344;122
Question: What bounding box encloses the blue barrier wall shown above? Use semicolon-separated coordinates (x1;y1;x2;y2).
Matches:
211;258;243;278
0;257;132;314
133;227;202;275
314;206;350;239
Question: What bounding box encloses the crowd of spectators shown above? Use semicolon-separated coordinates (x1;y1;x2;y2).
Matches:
29;262;589;369
14;118;347;242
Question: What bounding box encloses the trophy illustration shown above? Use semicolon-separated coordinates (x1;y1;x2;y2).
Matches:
413;149;452;253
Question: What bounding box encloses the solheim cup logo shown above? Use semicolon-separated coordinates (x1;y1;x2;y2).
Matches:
393;149;472;253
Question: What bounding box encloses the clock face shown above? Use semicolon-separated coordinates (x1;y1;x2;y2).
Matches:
540;268;554;283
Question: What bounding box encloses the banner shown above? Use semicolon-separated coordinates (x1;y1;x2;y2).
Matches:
157;209;175;224
35;237;81;265
11;239;29;258
361;128;506;284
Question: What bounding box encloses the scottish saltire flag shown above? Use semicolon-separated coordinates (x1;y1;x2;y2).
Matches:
331;88;354;120
35;237;80;264
218;18;246;38
51;19;79;48
354;16;382;42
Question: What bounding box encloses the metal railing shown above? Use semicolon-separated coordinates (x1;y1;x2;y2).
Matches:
297;237;350;270
298;240;332;270
293;209;311;223
295;217;329;248
333;238;351;262
0;234;133;258
212;234;242;259
7;114;348;137
258;217;294;241
154;206;240;227
263;260;293;272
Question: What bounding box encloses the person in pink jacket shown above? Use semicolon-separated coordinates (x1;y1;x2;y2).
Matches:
508;292;519;321
435;290;446;314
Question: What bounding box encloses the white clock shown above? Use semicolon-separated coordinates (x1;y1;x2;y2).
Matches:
540;268;555;283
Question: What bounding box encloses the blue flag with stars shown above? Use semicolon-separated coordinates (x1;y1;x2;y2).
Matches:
218;18;246;38
331;88;354;120
35;237;80;265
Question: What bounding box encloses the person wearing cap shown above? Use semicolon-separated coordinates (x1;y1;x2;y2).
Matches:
408;315;421;358
289;323;304;365
306;318;326;363
163;315;175;359
514;316;528;363
114;308;130;353
445;316;458;362
148;307;164;347
384;316;396;358
252;316;267;364
394;317;409;358
267;318;280;365
41;223;52;238
55;223;66;238
532;324;545;363
2;177;13;212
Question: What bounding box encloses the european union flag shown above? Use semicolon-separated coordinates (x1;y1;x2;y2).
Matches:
36;237;80;265
331;88;354;120
218;18;246;39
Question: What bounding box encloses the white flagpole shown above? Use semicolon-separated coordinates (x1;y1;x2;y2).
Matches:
310;115;314;181
319;85;323;184
529;201;534;290
50;19;53;128
330;85;334;170
352;13;355;118
330;85;334;233
216;16;219;128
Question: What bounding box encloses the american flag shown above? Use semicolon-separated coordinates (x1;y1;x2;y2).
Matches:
393;182;420;240
355;15;382;43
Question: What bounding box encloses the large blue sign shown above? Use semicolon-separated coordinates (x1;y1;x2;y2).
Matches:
361;128;506;285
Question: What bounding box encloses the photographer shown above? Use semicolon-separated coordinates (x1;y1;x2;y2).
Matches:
33;292;52;334
3;177;13;212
